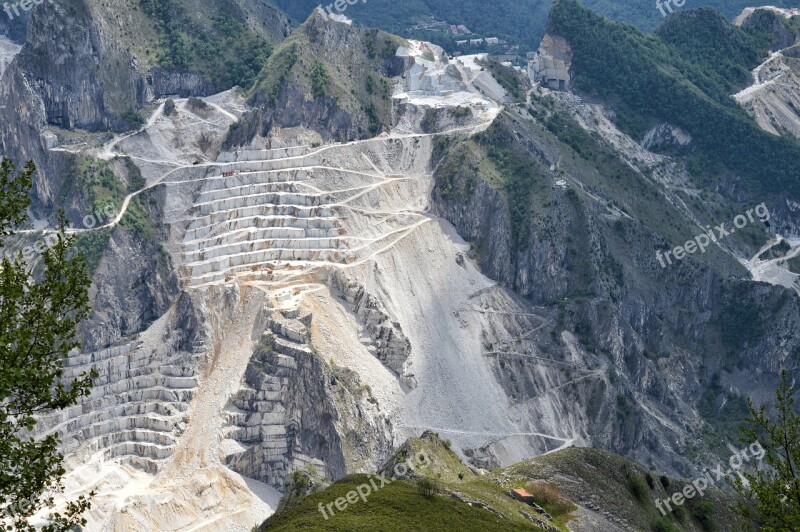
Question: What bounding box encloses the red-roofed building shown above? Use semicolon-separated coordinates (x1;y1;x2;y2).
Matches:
510;488;535;505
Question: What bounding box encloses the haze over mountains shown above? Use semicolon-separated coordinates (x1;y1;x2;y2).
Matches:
1;0;799;530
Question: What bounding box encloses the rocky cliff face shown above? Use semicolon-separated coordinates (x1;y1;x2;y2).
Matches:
432;84;800;474
149;69;217;99
36;34;613;524
0;0;290;207
246;9;406;144
17;0;146;131
224;307;393;489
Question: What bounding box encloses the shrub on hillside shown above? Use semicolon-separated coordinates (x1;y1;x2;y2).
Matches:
188;97;209;111
164;99;176;116
309;61;329;98
628;474;649;503
651;517;675;532
690;501;715;531
526;482;577;516
417;478;438;500
122;108;144;127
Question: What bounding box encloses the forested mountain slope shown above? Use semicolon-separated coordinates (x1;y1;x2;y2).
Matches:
268;0;800;51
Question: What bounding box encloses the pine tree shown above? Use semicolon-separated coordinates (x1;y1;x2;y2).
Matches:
735;370;800;531
0;158;96;531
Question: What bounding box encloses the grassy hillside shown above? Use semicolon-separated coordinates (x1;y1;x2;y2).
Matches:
260;474;543;531
259;433;743;531
507;447;743;532
261;433;546;530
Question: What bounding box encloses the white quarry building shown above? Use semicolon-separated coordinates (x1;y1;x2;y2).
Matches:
528;34;572;91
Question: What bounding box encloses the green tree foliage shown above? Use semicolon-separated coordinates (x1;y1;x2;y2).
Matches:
734;370;800;531
140;0;273;91
274;0;550;52
0;158;95;531
309;61;330;99
475;121;548;253
257;44;299;105
690;500;715;531
628;474;649;503
548;0;800;198
0;159;32;238
271;0;800;53
163;98;176;116
480;58;524;100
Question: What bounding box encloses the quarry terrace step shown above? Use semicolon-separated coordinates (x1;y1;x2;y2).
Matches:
83;428;177;450
233;387;289;406
63;341;145;368
60;360;196;388
186;248;350;277
215;155;322;174
67;414;179;438
61;353;155;379
196;182;301;199
225;408;286;427
188;204;335;222
120;456;160;475
224;418;287;443
267;314;309;343
269;336;310;360
104;441;176;461
184;237;347;258
197;169;314;190
183;216;340;242
216;145;310;163
184;227;342;249
192;191;322;212
73;388;194;413
83;376;198;398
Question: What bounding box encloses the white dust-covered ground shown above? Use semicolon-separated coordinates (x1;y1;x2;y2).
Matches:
741;236;800;294
0;34;21;78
